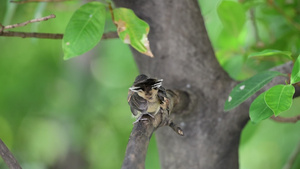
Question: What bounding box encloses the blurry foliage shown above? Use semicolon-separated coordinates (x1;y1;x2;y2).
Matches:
202;0;300;80
0;0;300;169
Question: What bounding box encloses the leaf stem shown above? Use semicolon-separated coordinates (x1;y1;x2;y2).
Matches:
270;115;300;123
108;2;116;24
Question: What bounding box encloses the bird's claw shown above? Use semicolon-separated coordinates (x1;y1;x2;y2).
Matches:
133;113;155;124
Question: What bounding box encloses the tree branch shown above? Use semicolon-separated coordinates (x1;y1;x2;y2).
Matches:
122;118;155;169
10;0;71;3
0;31;118;40
0;31;63;39
2;14;56;30
0;139;22;169
122;90;187;169
270;115;300;123
0;13;119;40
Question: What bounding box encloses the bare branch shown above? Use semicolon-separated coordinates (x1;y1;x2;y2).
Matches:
0;31;118;40
282;140;300;169
0;139;22;169
3;14;56;30
108;2;115;23
0;12;119;40
0;31;63;39
10;0;71;3
270;115;300;123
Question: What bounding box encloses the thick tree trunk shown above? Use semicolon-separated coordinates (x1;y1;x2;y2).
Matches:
113;0;250;168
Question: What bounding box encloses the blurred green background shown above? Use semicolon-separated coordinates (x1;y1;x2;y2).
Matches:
0;0;300;169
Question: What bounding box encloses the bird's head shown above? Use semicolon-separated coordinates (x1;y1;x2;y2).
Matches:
129;74;163;102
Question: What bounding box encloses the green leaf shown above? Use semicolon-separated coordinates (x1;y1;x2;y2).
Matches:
248;49;292;60
217;1;246;36
62;2;106;60
249;92;273;123
265;85;295;116
224;71;283;111
113;8;153;57
290;55;300;84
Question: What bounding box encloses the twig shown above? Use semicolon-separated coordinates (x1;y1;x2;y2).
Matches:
108;2;117;27
0;11;119;40
168;120;184;136
10;0;71;3
3;14;56;30
270;115;300;123
0;139;22;169
102;31;119;39
0;31;118;40
0;31;63;39
282;140;300;169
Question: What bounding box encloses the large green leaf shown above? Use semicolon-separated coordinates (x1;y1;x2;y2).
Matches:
290;55;300;84
249;92;273;123
217;1;246;36
224;71;283;111
113;8;153;57
62;2;106;60
248;49;292;60
264;85;295;116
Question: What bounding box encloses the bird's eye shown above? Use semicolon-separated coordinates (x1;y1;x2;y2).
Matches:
152;87;158;90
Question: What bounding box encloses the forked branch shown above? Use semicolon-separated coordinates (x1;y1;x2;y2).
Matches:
122;90;188;169
0;14;118;40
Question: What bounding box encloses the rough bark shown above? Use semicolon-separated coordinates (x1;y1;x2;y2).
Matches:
113;0;295;169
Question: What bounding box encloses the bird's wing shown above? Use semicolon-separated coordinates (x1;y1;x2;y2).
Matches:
157;86;168;104
128;92;148;116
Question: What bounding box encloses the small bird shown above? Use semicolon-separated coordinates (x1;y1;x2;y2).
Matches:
127;74;169;123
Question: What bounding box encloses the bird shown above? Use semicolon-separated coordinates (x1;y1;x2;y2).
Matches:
127;74;169;123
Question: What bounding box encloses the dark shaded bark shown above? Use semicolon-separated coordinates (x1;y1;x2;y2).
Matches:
122;119;155;169
113;0;297;169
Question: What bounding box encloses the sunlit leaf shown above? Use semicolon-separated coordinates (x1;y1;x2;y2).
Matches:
265;85;295;116
217;1;246;36
290;55;300;84
62;2;106;60
224;71;283;111
248;49;292;60
249;92;273;123
113;8;153;57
